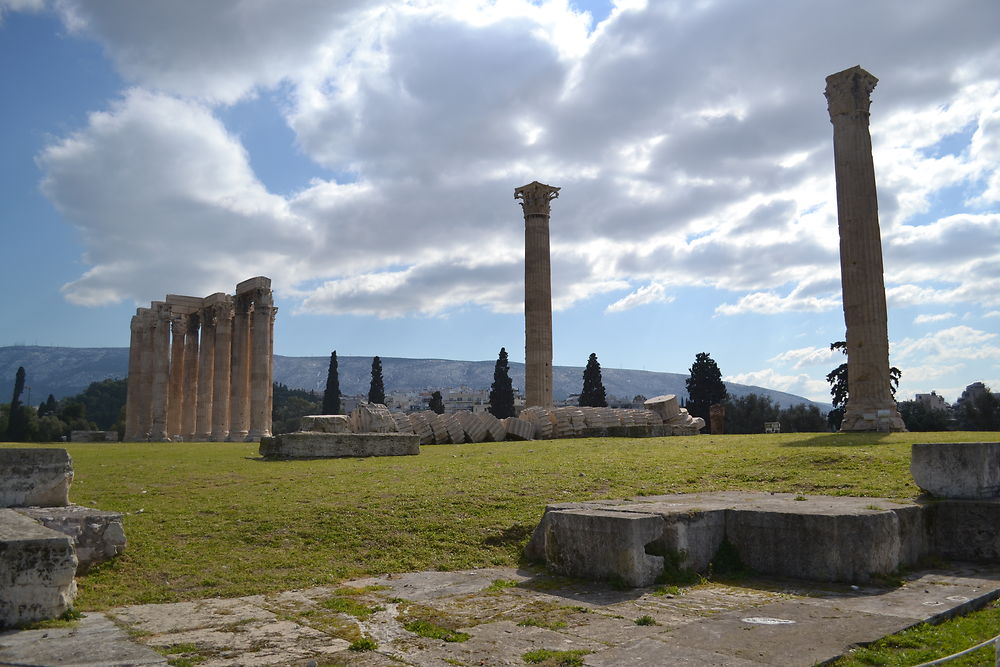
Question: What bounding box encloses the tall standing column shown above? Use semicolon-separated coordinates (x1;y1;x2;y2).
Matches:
181;314;200;440
149;303;172;441
166;313;187;440
825;66;905;432
136;309;155;439
124;311;144;441
195;308;216;441
210;297;233;441
248;288;274;440
228;295;251;441
515;181;560;408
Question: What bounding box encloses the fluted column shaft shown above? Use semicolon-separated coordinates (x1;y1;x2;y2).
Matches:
166;314;187;439
195;311;216;441
211;300;233;441
825;66;905;432
124;313;143;441
248;290;274;440
181;315;200;440
136;312;154;439
149;305;171;441
516;181;560;408
228;297;251;441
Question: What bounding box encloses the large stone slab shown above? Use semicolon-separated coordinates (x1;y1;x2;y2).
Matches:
0;509;78;628
0;448;73;508
925;498;1000;561
911;442;1000;499
16;505;127;574
0;612;167;666
298;414;350;433
259;432;419;459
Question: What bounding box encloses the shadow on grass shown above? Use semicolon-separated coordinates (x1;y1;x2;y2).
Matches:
781;433;895;448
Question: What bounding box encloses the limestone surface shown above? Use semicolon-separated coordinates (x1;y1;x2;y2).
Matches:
259;432;419;459
0;448;73;508
298;414;350;433
16;505;127;574
911;441;1000;499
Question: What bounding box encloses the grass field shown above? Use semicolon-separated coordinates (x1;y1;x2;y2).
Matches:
4;430;998;614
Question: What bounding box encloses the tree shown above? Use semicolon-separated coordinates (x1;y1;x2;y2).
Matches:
578;353;608;407
723;393;780;434
368;356;385;405
272;382;321;434
488;347;516;419
429;391;445;414
6;366;27;441
897;400;951;431
38;394;58;418
322;351;341;414
70;378;127;430
956;386;1000;431
685;352;728;425
826;340;900;411
778;403;828;433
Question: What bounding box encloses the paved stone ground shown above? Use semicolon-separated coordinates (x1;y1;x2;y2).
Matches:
1;564;998;667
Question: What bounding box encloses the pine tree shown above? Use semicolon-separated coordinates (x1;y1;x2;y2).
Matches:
488;347;516;419
322;351;341;414
429;391;445;414
685;352;728;425
578;353;608;407
6;366;26;441
368;356;385;405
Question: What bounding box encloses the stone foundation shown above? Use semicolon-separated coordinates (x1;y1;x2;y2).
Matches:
0;449;73;508
15;505;127;574
259;432;420;459
911;442;1000;499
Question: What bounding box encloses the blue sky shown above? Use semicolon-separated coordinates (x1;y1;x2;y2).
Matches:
1;0;999;404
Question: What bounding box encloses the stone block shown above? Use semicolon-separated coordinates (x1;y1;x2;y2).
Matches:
644;395;680;421
69;430;118;442
443;414;466;443
16;505;127;574
503;417;534;441
925;499;1000;561
348;404;398;434
391;412;414;434
235;275;271;294
911;442;1000;499
0;509;78;628
478;413;507;442
298;415;350;433
456;412;487;443
543;508;665;587
426;412;451;444
407;413;435;445
259;432;420;459
0;448;73;508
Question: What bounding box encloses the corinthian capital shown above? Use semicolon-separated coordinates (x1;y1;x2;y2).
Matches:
825;66;878;120
515;181;560;217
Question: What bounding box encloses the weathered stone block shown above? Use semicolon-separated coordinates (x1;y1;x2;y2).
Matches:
925;499;1000;561
0;449;73;508
503;417;534;441
644;395;680;421
299;415;350;433
16;505;127;574
911;442;1000;499
543;508;665;587
259;432;419;459
348;404;398;434
455;412;487;443
69;431;118;442
0;509;78;628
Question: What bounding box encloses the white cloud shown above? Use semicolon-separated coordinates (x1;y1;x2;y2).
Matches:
605;282;673;313
893;325;1000;366
768;345;837;370
23;0;1000;328
724;369;831;403
914;312;956;324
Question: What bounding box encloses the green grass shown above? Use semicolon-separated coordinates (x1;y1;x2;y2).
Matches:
830;599;1000;666
522;648;591;665
402;619;471;642
3;431;995;611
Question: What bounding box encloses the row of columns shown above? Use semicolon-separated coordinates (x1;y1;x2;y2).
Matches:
124;277;276;442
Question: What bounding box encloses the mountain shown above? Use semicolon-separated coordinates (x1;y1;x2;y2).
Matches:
0;346;832;411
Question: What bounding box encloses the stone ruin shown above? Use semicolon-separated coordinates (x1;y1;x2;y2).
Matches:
124;276;276;442
260;393;704;459
0;449;126;628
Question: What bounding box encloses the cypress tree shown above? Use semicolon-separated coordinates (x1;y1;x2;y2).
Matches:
578;353;608;407
429;391;445;414
368;356;385;405
685;352;728;425
488;347;515;418
6;366;26;441
322;351;341;414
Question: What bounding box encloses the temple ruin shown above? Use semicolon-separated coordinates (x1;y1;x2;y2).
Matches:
825;66;906;432
124;276;276;442
516;181;560;409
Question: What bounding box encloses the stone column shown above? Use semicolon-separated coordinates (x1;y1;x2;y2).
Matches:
825;66;905;432
228;294;251;441
515;181;560;408
124;311;144;441
181;314;200;440
195;308;216;441
247;288;274;440
210;297;233;441
166;313;187;440
267;306;276;428
149;302;172;441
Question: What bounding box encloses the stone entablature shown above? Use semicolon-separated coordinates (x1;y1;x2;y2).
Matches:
124;277;276;442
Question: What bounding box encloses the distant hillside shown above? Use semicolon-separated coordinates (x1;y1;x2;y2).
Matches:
0;346;831;411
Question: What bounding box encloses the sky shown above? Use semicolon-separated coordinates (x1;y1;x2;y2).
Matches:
1;0;999;405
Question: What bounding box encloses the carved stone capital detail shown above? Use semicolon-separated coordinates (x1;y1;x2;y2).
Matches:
515;181;560;217
825;65;878;120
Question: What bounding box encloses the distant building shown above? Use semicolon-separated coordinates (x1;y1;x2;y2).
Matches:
955;382;999;408
915;391;948;412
